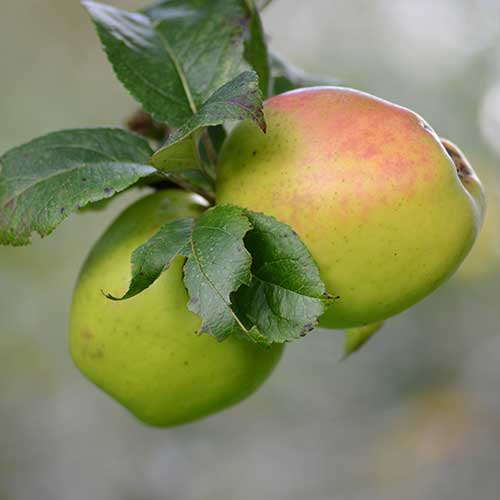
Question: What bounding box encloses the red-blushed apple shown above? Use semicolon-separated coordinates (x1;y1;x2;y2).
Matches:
216;87;485;328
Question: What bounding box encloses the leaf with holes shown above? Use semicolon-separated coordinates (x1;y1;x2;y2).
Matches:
0;128;155;246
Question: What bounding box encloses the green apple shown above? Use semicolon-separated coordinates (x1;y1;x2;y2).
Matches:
69;190;284;427
217;87;485;328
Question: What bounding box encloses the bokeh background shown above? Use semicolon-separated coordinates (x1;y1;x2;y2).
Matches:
1;1;500;499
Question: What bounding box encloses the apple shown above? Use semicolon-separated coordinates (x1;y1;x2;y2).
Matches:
69;190;284;427
216;87;485;328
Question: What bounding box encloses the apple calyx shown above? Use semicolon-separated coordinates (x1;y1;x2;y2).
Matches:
441;138;477;186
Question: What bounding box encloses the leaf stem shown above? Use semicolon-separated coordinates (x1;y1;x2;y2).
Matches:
160;171;215;205
259;0;274;11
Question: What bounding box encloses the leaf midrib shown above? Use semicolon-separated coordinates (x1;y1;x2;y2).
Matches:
0;161;151;209
189;230;250;334
156;28;198;116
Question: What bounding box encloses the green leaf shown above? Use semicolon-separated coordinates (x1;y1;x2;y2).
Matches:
242;0;270;96
106;217;194;301
85;0;257;127
343;321;385;358
115;204;334;344
184;206;255;341
0;128;155;246
112;204;254;340
233;210;335;343
206;125;227;153
151;71;265;173
143;0;270;97
269;52;341;96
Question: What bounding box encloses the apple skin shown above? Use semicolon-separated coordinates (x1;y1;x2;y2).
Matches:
216;87;485;328
69;190;284;427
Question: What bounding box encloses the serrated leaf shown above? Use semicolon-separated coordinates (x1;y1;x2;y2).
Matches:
85;0;256;127
269;52;341;96
232;210;335;342
106;217;194;300
0;128;155;246
113;205;255;341
183;205;255;341
144;0;270;96
343;321;385;358
151;71;264;173
115;204;334;344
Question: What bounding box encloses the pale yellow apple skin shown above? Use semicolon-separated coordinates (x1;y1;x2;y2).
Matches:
69;190;284;427
217;87;485;328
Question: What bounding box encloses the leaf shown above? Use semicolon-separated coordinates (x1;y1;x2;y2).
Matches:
343;321;385;358
106;217;194;300
232;210;335;343
206;125;227;154
112;205;254;341
242;0;270;96
151;71;265;173
184;206;255;341
269;52;341;96
85;0;256;127
143;0;270;96
114;205;334;344
0;128;155;246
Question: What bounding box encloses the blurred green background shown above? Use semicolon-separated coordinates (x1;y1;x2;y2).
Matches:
1;1;500;499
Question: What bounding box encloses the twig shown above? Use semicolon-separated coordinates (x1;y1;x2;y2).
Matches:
125;109;169;142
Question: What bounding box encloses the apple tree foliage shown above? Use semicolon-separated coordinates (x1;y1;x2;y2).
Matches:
0;0;369;353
